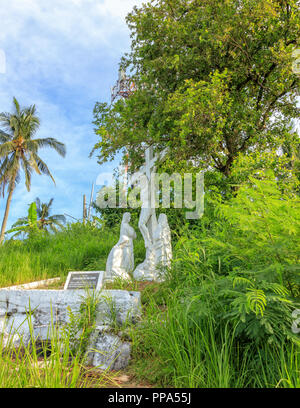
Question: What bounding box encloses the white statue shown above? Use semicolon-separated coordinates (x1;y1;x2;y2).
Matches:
153;214;172;271
129;151;158;250
105;212;136;282
132;146;172;282
133;213;172;282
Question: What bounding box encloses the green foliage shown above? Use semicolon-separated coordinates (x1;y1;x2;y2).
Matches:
62;289;101;361
35;197;66;232
6;202;40;239
213;173;300;296
0;97;66;244
170;174;300;343
132;288;300;387
130;172;300;387
132;296;252;388
0;301;112;388
0;222;144;288
7;198;66;238
92;0;300;177
141;282;171;307
0;97;66;191
230;149;300;192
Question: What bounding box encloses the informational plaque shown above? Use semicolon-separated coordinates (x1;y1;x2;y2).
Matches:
64;271;104;291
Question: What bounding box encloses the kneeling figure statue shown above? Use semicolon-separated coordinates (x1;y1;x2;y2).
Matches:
105;213;136;282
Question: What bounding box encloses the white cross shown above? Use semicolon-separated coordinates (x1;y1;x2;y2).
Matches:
145;145;158;180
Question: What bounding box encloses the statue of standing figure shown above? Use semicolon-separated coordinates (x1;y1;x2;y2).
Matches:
105;212;136;282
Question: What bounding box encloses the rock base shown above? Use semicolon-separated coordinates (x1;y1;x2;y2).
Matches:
0;288;141;370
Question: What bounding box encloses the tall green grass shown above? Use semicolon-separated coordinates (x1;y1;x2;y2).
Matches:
130;291;299;388
253;343;300;388
130;294;246;388
129;211;300;388
0;222;145;287
128;177;300;388
0;298;112;388
1;201;298;388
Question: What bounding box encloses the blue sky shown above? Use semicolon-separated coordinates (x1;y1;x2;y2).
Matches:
0;0;142;229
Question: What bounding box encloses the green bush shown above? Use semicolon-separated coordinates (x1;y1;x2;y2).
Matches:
130;173;300;387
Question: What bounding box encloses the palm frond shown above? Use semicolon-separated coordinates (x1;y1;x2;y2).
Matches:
12;97;21;115
0;142;14;159
0;154;20;189
40;198;54;219
35;197;42;217
0;130;11;143
49;214;66;224
30;152;55;184
27;138;66;157
20;155;33;191
0;113;14;132
23;106;40;138
11;217;28;228
49;223;59;233
47;198;54;209
28;152;42;176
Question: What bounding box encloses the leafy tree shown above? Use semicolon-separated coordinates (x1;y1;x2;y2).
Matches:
6;202;39;239
230;149;300;192
10;198;66;235
35;197;66;232
92;0;299;177
0;98;66;244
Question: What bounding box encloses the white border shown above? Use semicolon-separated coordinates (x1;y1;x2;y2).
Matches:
1;277;61;290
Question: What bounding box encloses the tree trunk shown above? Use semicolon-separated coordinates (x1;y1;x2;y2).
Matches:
0;177;16;245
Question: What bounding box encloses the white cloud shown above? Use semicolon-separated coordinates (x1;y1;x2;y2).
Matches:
0;0;143;230
0;0;142;93
0;0;139;46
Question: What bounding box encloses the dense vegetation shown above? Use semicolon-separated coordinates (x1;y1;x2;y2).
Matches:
0;170;299;387
0;0;299;389
0;222;145;288
89;1;300;387
92;0;299;177
130;173;300;387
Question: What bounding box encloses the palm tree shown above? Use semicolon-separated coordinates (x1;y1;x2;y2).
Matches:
35;197;66;232
0;97;66;244
8;198;66;237
0;132;10;198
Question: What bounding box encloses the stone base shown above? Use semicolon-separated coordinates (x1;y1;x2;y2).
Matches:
133;269;158;282
86;327;131;370
104;268;132;283
133;264;166;282
0;288;141;370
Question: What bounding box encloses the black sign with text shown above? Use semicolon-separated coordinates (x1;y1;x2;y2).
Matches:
64;272;102;290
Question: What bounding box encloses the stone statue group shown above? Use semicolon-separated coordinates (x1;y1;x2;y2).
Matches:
104;146;172;283
105;211;172;282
